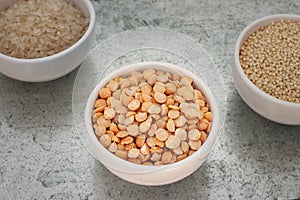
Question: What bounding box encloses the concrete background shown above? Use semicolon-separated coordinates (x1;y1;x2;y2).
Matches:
0;0;299;199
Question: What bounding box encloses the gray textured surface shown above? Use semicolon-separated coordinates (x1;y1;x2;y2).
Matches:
0;0;299;199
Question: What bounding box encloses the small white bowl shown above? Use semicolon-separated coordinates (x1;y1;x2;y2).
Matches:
85;61;220;186
0;0;95;82
233;14;300;125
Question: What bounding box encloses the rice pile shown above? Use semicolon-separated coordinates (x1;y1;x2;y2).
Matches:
0;0;89;59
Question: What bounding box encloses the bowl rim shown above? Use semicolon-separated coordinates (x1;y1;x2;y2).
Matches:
234;14;300;107
0;0;95;62
85;61;220;174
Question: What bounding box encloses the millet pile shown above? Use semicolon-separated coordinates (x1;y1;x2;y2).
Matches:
239;20;300;103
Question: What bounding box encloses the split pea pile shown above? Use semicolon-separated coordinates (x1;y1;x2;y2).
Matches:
92;69;213;166
239;20;300;103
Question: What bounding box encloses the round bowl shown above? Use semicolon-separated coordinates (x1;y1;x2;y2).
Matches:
0;0;95;82
85;61;220;186
233;14;300;125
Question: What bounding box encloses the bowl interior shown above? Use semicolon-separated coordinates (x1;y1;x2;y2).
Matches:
85;61;220;174
71;0;92;18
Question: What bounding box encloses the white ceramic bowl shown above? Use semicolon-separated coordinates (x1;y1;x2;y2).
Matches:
0;0;95;82
85;61;220;185
233;14;300;125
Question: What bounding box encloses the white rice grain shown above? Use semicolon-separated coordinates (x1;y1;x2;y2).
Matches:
0;0;89;59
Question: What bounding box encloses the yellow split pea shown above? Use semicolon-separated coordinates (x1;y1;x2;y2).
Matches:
92;68;213;166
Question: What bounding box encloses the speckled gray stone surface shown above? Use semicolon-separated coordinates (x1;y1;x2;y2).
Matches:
0;0;299;199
